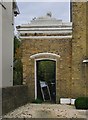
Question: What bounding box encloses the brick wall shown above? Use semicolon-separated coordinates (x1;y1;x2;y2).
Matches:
21;37;72;102
71;2;88;98
86;2;88;97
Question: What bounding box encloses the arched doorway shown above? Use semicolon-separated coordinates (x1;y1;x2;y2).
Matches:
36;59;56;103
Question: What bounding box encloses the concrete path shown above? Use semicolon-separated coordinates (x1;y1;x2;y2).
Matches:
3;103;87;119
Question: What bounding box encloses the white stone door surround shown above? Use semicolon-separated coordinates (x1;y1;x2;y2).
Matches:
30;52;60;100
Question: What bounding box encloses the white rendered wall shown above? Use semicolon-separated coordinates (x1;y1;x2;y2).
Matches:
0;5;2;118
0;4;2;88
1;1;14;87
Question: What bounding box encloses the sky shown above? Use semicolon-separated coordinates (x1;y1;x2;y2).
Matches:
15;2;70;25
15;1;70;33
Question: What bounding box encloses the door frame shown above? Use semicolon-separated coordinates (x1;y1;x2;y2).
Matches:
35;58;57;100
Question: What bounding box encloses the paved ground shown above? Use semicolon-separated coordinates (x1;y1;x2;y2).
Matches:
3;103;87;118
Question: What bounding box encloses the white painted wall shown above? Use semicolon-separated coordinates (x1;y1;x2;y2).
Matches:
0;1;14;87
0;5;2;117
0;4;2;88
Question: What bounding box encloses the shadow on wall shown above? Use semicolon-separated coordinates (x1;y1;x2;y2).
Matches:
2;85;30;115
13;36;23;85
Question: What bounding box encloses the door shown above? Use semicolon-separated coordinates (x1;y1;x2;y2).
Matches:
36;59;56;103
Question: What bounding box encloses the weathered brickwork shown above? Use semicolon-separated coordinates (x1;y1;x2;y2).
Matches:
21;38;72;102
86;2;88;97
71;2;88;98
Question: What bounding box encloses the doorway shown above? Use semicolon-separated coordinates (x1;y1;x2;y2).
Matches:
36;59;56;103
